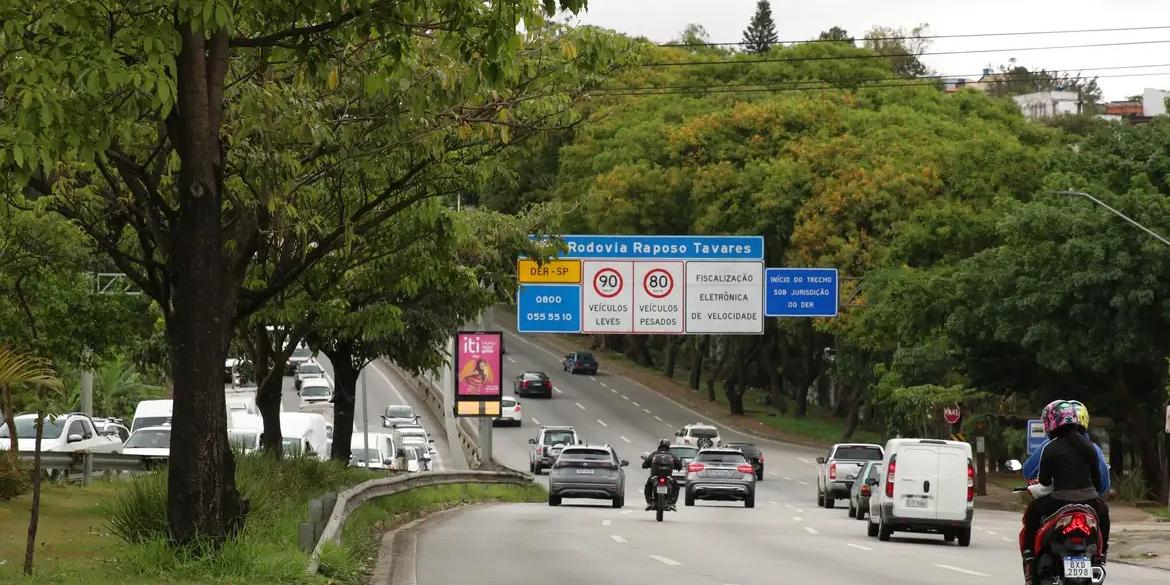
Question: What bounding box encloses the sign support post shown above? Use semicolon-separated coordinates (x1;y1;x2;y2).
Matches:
477;306;495;470
361;365;369;469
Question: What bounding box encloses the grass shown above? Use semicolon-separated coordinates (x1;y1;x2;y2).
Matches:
0;457;543;585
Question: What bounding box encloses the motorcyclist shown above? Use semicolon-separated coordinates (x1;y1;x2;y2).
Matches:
643;438;682;511
1020;400;1110;585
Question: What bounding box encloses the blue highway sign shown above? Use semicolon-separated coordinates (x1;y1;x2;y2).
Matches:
517;284;581;334
764;268;838;317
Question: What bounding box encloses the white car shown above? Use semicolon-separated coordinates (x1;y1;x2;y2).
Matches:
382;404;417;428
295;361;326;390
0;413;124;453
349;432;395;470
298;378;333;408
493;396;522;427
131;399;173;433
674;423;722;449
397;426;435;454
122;425;171;458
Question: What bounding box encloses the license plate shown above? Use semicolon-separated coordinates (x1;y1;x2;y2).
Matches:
710;470;730;477
905;497;928;508
576;469;594;474
655;485;669;494
1063;557;1091;578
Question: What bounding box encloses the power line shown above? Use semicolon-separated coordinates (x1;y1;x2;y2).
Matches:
592;71;1170;98
644;39;1170;68
658;24;1170;48
608;63;1170;93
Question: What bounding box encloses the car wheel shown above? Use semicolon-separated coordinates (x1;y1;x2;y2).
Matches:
957;526;972;547
548;495;561;507
878;516;892;542
533;464;542;475
756;470;764;481
816;489;824;507
685;490;695;507
856;506;867;521
945;533;956;543
824;496;834;509
867;518;879;538
848;502;856;518
744;494;755;509
544;390;551;399
612;495;623;509
515;420;522;427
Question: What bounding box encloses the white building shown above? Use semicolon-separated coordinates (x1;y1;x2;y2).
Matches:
1013;91;1081;119
1143;88;1169;117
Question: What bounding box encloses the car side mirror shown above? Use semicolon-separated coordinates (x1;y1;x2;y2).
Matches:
67;434;83;443
428;439;435;443
640;452;649;460
528;438;536;444
620;460;629;467
1005;459;1023;472
865;477;879;487
815;457;826;464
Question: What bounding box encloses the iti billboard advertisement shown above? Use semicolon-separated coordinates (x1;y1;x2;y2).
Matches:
454;331;503;417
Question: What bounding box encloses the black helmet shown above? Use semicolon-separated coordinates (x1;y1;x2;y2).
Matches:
657;438;670;451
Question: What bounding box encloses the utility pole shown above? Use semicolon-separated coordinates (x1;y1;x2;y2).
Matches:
361;365;369;469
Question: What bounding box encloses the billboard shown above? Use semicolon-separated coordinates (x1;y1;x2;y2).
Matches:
454;331;503;417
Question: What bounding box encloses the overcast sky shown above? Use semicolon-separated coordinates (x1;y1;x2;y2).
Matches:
567;0;1170;101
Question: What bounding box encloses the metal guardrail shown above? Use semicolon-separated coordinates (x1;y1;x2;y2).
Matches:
13;451;165;473
303;469;531;575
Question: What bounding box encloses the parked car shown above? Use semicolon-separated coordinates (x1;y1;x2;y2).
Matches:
494;395;522;426
397;425;434;455
667;444;698;488
279;412;329;460
513;371;552;398
0;413;124;454
286;344;314;374
528;425;581;475
562;352;598;375
849;461;881;520
90;417;130;443
816;442;884;509
726;441;764;480
381;404;418;428
228;412;263;453
130;399;172;433
547;444;628;508
298;378;333;407
122;424;171;458
349;432;396;470
404;444;432;472
294;361;325;390
674;423;722;449
684;448;756;508
867;438;975;546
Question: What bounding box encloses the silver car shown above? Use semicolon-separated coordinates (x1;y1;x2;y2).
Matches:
547;444;628;508
668;445;698;488
684;448;756;508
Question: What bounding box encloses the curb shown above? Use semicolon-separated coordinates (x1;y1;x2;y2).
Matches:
380;504;484;585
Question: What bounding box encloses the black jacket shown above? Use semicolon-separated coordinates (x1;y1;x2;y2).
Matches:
1038;429;1103;499
643;450;682;476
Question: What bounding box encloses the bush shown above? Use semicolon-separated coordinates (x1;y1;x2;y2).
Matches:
1115;467;1148;504
0;453;31;500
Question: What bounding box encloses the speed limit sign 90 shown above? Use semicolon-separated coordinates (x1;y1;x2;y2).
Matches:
593;267;623;298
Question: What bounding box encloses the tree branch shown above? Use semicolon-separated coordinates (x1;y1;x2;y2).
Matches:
229;4;375;48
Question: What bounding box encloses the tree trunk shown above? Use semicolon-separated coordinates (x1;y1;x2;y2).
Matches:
626;336;655;368
323;345;360;463
1;384;17;452
706;339;728;402
1108;426;1124;478
688;336;708;390
841;385;863;440
256;372;284;458
725;374;746;416
663;338;682;379
164;26;246;544
23;409;44;575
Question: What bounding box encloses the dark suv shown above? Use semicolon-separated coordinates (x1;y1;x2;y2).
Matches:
562;352;598;375
726;442;764;480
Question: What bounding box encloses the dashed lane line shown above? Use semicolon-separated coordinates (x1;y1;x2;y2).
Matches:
576;402;586;410
768;501;778;505
610;388;618;394
654;415;662;422
621;395;630;400
620;436;631;443
793;516;802;522
650;555;681;566
804;527;819;535
554;387;564;394
597;419;608;427
784;476;793;481
590;377;597;381
610;535;627;544
632;401;640;407
798;481;809;486
531;418;541;426
934;565;990;578
600;382;609;388
505;356;516;364
602;520;612;526
846;543;872;551
643;408;651;414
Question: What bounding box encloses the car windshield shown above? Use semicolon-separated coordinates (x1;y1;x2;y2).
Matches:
132;416;170;432
228;431;258;450
402;436;427;446
125;429;170;449
561;449;611;461
688;427;718;438
669;446;698;460
399;428;426;438
696;451;746;464
501;397;516;407
0;417;66;439
521;372;546;380
576;353;595;361
351;448;383;463
385;406;413;418
835;446;884;460
298;364;322;375
301;385;331;398
292;347;311;358
543;431;575;445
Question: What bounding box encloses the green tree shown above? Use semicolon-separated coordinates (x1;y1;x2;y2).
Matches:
818;26;853;43
984;58;1103;108
863;24;933;77
0;0;627;543
741;1;780;54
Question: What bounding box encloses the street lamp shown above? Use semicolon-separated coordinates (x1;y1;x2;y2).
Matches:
1052;190;1170;247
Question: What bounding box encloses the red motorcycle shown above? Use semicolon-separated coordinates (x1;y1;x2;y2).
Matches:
1012;483;1106;585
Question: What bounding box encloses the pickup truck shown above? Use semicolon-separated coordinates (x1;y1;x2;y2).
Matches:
0;412;124;454
816;443;884;509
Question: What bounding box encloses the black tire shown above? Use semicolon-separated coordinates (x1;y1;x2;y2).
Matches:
824;496;835;509
945;533;956;543
548;494;561;507
856;506;867;521
957;526;971;547
529;461;535;473
533;464;542;475
515;420;522;427
685;491;695;507
848;503;856;518
867;518;879;537
878;516;892;541
612;495;624;509
816;489;824;507
756;470;764;481
544;390;551;399
656;494;665;522
745;494;755;508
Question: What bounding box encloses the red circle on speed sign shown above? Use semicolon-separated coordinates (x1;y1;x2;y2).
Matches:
943;405;961;425
593;267;623;298
642;268;674;299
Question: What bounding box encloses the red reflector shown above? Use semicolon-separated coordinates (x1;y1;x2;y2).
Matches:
658;476;668;485
1062;513;1092;536
687;462;705;473
737;464;754;474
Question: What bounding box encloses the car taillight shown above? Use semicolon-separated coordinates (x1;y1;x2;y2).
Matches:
860;485;871;496
737;464;754;474
967;460;975;502
514;405;521;412
829;462;837;480
521;380;529;388
687;462;704;473
885;456;896;498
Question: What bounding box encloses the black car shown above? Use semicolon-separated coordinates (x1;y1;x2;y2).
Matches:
726;442;764;480
514;371;552;398
562;352;598;375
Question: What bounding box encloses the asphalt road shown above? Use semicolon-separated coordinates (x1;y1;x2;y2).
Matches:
285;356;453;470
398;329;1167;585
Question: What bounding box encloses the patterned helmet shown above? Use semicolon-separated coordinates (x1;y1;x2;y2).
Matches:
1068;400;1090;430
1041;400;1081;436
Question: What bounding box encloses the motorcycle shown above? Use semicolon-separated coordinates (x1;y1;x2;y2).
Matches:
1006;460;1106;585
652;475;670;522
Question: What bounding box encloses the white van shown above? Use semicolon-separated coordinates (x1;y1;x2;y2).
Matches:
866;438;974;546
131;399;173;433
349;432;398;470
279;412;329;460
228;412;264;453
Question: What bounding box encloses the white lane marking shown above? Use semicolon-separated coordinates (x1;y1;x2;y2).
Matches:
620;436;631;443
609;388;618;394
934;564;990;578
531;417;541;426
846;543;872;551
576;402;586;410
368;361;406;402
804;527;819;535
506;356;517;364
797;457;817;467
649;555;681;566
663;422;672;428
796;508;804;513
1001;536;1013;542
654;415;662;421
554;387;564;394
643;408;651;414
768;500;778;505
632;401;640;407
798;481;809;486
621;395;630;400
610;534;627;544
590;377;597;381
784;503;793;508
784;476;793;481
600;382;609;388
597;419;608;427
620;510;631;515
985;530;998;535
602;520;612;526
793;516;802;522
